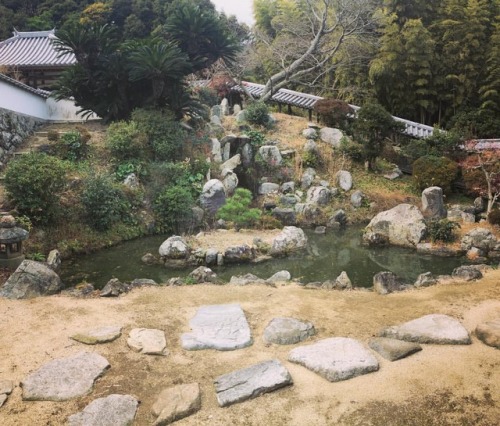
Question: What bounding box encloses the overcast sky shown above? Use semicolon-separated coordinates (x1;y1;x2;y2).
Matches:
211;0;255;26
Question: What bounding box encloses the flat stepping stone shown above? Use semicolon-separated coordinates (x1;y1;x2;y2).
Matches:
369;337;422;361
0;379;13;395
263;317;315;345
152;383;201;425
214;359;292;407
288;337;379;382
127;328;168;355
67;394;139;426
379;314;471;345
0;394;7;408
71;326;122;345
22;352;109;401
476;318;500;348
181;304;252;351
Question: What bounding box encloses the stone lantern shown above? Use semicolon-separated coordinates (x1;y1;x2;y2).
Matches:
0;215;29;269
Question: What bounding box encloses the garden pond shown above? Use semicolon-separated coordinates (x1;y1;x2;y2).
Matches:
60;226;467;289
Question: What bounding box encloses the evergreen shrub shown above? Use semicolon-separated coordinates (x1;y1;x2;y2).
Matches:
412;155;458;193
245;101;270;126
216;188;262;229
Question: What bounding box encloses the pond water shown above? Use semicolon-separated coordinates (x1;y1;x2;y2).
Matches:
60;227;466;289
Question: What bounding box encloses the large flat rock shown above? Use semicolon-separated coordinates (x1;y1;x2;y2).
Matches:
71;326;122;345
22;352;110;401
214;359;293;407
368;337;422;361
127;328;168;355
263;317;315;345
380;314;471;345
67;394;138;426
181;304;253;351
152;383;201;425
476;318;500;348
288;337;379;382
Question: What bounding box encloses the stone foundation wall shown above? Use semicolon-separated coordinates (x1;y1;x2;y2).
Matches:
0;108;44;169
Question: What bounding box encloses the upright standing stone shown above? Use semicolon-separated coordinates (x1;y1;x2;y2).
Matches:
214;359;293;407
67;394;139;426
200;179;226;215
181;304;253;351
211;138;222;162
422;186;447;219
288;338;379;382
220;98;229;115
336;170;353;191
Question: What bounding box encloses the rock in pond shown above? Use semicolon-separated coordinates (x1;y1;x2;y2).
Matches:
0;260;63;299
71;326;122;345
368;337;422;361
288;337;379;382
270;226;308;257
67;394;139;426
127;328;168;356
379;314;471;345
414;272;438;288
152;383;201;426
451;265;483;281
373;272;409;295
229;273;266;286
100;278;129;297
214;359;292;407
475;319;500;348
181;304;252;351
267;270;292;283
22;352;110;401
263;317;315;345
224;245;254;263
188;266;217;283
159;236;190;259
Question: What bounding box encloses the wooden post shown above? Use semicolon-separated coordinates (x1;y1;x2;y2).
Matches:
287;105;292;115
279;104;282;113
308;109;312;121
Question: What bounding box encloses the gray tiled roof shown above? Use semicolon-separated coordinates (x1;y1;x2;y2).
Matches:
0;72;49;98
0;30;76;68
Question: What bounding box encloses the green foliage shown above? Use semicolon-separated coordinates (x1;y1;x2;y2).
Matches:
80;175;129;231
402;129;461;163
153;184;194;233
488;209;500;225
4;153;67;224
47;130;59;142
15;215;33;232
449;109;500;139
245;102;270;126
131;109;186;161
302;150;320;168
196;87;219;107
244;130;266;147
114;162;142;182
57;131;88;162
313;98;353;129
340;137;364;162
427;219;460;243
106;121;147;162
216;188;262;228
412;155;459;194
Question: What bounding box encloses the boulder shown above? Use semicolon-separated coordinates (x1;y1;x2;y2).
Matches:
301;167;316;190
258;145;282;166
474;197;486;213
188;266;217;283
233;104;242;115
319;127;343;147
421;186;447;219
181;304;253;351
333;271;352;289
306;186;331;206
475;319;500;348
71;326;122;345
127;328;168;356
68;394;138;426
46;249;61;271
303;139;319;154
211;138;222;162
363;204;426;248
100;278;129;297
159;236;189;259
211;105;222;119
123;173;140;189
22;352;110;401
205;249;218;266
230;273;265;286
451;265;483;281
368;337;422;361
210;115;222;127
259;182;280;195
379;314;471;344
314;226;326;234
414;272;438;288
241;142;253;166
281;181;295;194
288;337;378;382
214;359;292;407
267;270;292;283
328;209;347;228
373;271;408;295
272;208;296;225
224;245;254;263
235;110;246;124
0;260;63;299
221;154;241;173
350;190;365;208
0;380;13;395
270;226;308;256
221;98;229;115
221;170;238;196
295;203;321;224
461;228;497;252
152;383;201;426
336;170;353;191
302;128;318;139
200;179;226;215
263;317;315;345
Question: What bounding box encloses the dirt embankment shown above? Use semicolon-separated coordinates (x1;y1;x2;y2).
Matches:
0;270;499;425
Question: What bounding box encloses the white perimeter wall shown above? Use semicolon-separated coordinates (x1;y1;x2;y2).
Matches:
0;79;99;122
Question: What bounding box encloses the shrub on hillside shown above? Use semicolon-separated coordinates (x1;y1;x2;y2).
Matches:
131;109;185;161
245;101;270;126
313;98;353;129
153;184;194;233
216;188;262;229
80;175;129;231
412;155;459;193
196;87;219;107
106;121;147;162
427;219;460;243
5;153;67;224
56;130;89;161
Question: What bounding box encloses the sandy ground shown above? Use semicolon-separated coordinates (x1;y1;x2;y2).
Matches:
189;229;282;252
0;272;499;426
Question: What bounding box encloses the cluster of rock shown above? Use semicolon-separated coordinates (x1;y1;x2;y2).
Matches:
5;302;497;423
